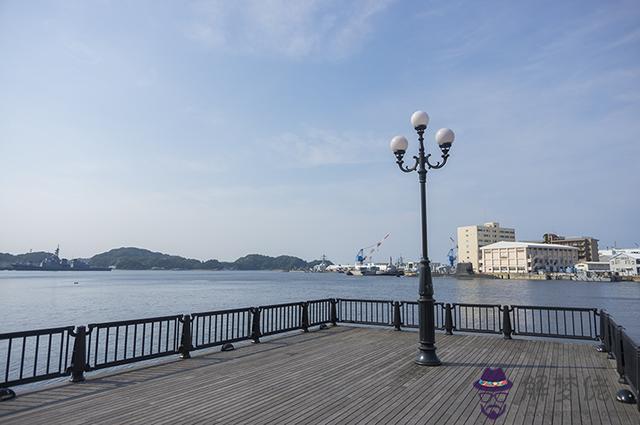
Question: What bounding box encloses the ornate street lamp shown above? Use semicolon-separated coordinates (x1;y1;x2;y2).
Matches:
390;110;455;366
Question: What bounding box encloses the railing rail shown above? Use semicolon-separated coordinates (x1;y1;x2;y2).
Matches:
337;298;393;326
0;326;74;387
399;301;446;330
307;299;333;327
453;303;502;334
191;308;253;350
510;305;599;340
259;302;303;337
86;314;182;371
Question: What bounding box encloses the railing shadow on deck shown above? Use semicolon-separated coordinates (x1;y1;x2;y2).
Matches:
1;297;638;411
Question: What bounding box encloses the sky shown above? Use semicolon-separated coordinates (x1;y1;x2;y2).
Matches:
1;0;639;264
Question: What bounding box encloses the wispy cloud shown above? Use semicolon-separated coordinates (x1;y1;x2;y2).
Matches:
263;128;380;166
184;0;394;59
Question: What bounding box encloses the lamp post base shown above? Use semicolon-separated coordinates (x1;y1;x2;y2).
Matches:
415;347;442;366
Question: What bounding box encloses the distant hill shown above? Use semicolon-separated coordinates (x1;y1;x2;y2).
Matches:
1;247;330;271
88;247;219;270
89;248;324;270
0;251;52;268
232;254;308;271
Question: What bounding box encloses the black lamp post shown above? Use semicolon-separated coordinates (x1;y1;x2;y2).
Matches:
390;111;455;366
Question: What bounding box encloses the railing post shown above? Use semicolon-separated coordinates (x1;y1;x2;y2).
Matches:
330;299;338;326
251;307;262;343
393;301;402;331
636;347;640;412
614;326;626;383
597;310;608;352
444;303;454;335
178;315;193;359
301;302;309;332
69;326;87;382
502;306;513;340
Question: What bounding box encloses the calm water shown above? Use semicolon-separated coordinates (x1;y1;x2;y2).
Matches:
1;270;639;340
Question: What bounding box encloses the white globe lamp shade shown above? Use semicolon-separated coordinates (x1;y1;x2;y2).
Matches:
435;128;455;148
410;111;429;129
390;135;409;153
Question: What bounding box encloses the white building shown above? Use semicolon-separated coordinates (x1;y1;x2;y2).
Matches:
457;222;516;272
599;248;640;262
609;252;640;276
480;241;578;274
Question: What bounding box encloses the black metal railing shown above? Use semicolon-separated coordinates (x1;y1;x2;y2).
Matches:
399;301;445;330
2;297;639;411
600;311;639;410
0;326;74;387
259;302;303;337
454;303;502;334
87;315;182;371
337;299;393;326
510;305;599;340
307;299;333;327
191;308;252;350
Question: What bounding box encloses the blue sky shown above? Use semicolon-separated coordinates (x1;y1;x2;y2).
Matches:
1;0;639;263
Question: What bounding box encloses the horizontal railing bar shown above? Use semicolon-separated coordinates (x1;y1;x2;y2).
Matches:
1;371;71;388
259;302;302;309
337;298;394;304
192;307;253;317
0;326;74;339
87;315;182;329
510;305;598;312
193;335;251;351
88;351;179;371
453;303;502;308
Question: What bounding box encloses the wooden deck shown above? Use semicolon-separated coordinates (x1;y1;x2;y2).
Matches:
0;326;638;424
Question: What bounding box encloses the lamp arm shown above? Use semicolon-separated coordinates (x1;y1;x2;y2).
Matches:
396;155;419;173
425;151;450;170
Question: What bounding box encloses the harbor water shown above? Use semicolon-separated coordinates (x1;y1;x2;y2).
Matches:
1;270;638;340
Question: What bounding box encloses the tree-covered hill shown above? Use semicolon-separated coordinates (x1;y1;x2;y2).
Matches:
0;251;52;268
2;247;330;271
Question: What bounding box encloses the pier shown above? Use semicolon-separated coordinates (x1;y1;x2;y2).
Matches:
1;299;639;424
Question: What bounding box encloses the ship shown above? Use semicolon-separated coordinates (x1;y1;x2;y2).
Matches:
11;246;111;271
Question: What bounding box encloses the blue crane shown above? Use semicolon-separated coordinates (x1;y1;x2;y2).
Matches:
447;237;457;268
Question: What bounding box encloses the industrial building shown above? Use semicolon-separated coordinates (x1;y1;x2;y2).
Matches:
480;241;578;274
457;222;515;272
542;233;599;262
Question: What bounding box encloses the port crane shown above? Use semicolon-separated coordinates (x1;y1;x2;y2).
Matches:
356;233;390;265
447;237;457;268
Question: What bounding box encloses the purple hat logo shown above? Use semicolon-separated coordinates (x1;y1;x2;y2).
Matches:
474;368;513;420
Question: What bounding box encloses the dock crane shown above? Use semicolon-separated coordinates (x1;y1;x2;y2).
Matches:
447;237;457;268
356;233;390;265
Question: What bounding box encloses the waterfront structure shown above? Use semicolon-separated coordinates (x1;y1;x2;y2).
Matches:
609;252;640;276
542;233;599;262
480;241;578;273
457;222;516;272
390;110;455;366
575;261;610;272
